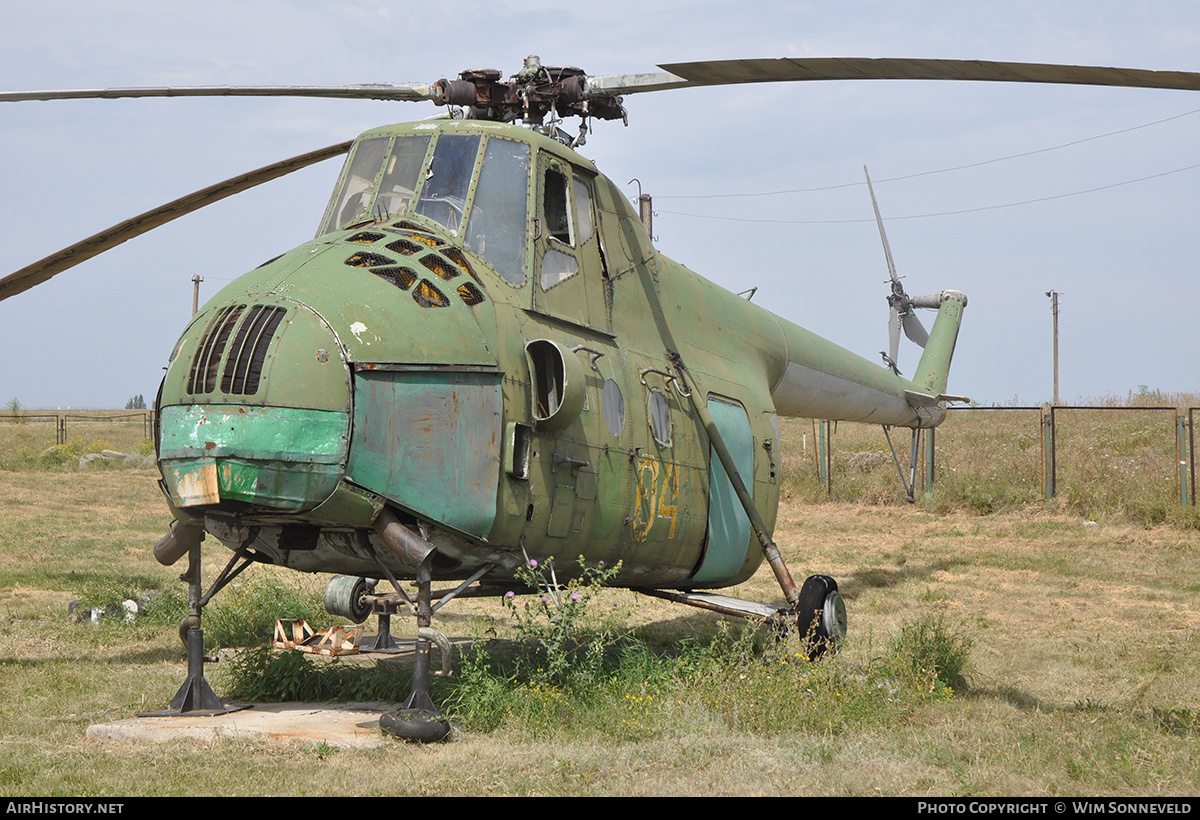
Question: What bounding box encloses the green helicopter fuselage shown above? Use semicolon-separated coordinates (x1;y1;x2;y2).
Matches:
156;119;965;590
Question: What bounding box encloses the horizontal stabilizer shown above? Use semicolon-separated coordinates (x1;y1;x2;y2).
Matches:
905;390;971;408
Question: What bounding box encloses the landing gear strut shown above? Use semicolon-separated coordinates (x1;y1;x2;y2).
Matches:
377;554;450;743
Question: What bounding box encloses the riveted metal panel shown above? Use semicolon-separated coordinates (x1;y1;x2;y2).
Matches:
347;369;502;537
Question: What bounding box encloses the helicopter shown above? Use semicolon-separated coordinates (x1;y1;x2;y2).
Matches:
4;55;1200;740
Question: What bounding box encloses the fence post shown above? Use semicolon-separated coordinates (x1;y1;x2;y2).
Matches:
1190;408;1196;509
1041;403;1056;500
924;426;936;494
56;414;66;446
817;419;831;497
1179;413;1190;506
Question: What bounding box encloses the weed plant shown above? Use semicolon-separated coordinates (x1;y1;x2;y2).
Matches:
219;599;974;743
220;646;412;702
202;571;331;650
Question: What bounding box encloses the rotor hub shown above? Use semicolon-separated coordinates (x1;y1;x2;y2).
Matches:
431;55;624;127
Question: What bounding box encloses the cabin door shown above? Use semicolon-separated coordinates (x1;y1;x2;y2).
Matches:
692;396;754;583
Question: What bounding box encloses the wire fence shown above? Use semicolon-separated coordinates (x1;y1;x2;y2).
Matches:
806;404;1197;510
0;411;154;446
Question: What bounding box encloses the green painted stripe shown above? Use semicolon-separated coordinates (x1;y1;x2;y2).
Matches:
158;404;350;464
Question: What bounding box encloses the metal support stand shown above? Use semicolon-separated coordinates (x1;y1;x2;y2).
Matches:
363;610;401;653
140;533;246;717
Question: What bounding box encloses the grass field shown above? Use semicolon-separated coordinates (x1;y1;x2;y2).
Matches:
0;409;1198;795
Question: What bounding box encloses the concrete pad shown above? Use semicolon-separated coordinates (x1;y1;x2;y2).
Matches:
86;702;400;749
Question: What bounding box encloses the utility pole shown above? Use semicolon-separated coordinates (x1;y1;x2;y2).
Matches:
192;275;203;317
1045;290;1060;404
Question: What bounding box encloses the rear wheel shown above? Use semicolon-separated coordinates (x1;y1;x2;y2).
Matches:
796;574;846;659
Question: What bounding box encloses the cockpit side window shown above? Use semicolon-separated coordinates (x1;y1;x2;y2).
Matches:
317;135;431;236
573;174;594;244
465;138;530;286
318;137;390;236
544;167;573;245
415;134;482;234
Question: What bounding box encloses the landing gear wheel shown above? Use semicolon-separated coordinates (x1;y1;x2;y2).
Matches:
796;574;847;660
379;708;451;743
324;575;373;623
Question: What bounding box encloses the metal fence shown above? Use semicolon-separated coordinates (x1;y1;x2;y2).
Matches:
0;411;154;445
812;404;1197;506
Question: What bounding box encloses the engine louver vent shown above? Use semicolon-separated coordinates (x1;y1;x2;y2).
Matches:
221;305;288;395
187;305;244;394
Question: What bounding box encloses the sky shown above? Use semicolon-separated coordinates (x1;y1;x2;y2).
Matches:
1;1;1198;408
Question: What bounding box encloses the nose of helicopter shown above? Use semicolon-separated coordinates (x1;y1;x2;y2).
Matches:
157;298;353;511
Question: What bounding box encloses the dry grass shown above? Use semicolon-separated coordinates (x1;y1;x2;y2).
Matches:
1;409;1199;795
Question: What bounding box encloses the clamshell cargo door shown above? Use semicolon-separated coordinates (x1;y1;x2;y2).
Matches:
692;396;754;583
346;367;502;538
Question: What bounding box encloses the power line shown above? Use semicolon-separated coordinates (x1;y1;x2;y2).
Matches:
656;106;1200;201
658;161;1200;224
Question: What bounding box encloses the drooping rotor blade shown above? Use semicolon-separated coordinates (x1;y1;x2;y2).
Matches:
888;307;902;362
901;311;929;349
656;57;1200;93
0;84;434;104
0;140;353;303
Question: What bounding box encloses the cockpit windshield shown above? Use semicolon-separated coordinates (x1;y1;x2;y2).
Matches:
414;134;479;234
318;129;532;287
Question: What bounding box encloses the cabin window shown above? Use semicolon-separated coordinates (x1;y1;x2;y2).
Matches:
465;138;530;286
648;390;672;447
602;379;625;437
415;134;481;234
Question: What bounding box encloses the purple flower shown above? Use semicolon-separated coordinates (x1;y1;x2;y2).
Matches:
505;591;515;599
570;593;581;602
529;559;538;568
598;561;605;567
540;595;549;603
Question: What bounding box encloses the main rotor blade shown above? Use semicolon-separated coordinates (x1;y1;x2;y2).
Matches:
583;71;689;97
657;57;1200;94
0;83;434;104
0;140;352;303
